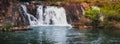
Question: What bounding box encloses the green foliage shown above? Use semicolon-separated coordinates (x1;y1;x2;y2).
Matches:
85;6;101;26
101;6;118;16
100;4;120;21
2;25;14;30
85;4;120;21
85;7;100;20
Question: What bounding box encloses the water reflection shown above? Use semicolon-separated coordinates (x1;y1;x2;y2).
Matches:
0;27;120;44
35;26;68;44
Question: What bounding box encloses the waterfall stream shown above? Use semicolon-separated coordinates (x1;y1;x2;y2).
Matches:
21;4;70;26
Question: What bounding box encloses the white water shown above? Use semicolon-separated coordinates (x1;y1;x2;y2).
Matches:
21;5;38;25
21;4;71;26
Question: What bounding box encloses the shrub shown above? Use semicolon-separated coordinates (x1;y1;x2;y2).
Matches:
2;25;14;31
100;4;120;21
85;6;100;20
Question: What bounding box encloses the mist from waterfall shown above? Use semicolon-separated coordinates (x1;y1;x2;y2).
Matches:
20;4;70;26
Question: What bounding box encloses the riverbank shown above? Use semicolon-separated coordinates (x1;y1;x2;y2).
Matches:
0;26;31;32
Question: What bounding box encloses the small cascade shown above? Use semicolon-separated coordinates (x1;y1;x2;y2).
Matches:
21;5;38;25
20;4;70;26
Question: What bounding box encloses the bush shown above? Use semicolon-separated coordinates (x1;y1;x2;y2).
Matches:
85;4;120;21
85;6;101;26
85;6;100;20
100;4;120;21
2;25;14;31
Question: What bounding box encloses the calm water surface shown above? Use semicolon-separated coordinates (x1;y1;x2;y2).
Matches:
0;26;120;44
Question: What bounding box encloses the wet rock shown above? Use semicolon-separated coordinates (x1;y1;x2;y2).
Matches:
27;1;36;16
81;2;90;10
62;2;89;23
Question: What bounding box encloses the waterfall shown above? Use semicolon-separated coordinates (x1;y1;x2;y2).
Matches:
20;4;70;26
21;5;38;25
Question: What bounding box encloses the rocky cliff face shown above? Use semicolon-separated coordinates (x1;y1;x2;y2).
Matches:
0;0;27;26
0;0;89;26
62;2;89;23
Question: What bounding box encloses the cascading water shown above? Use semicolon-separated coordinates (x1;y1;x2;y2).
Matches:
21;4;70;26
21;4;38;25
